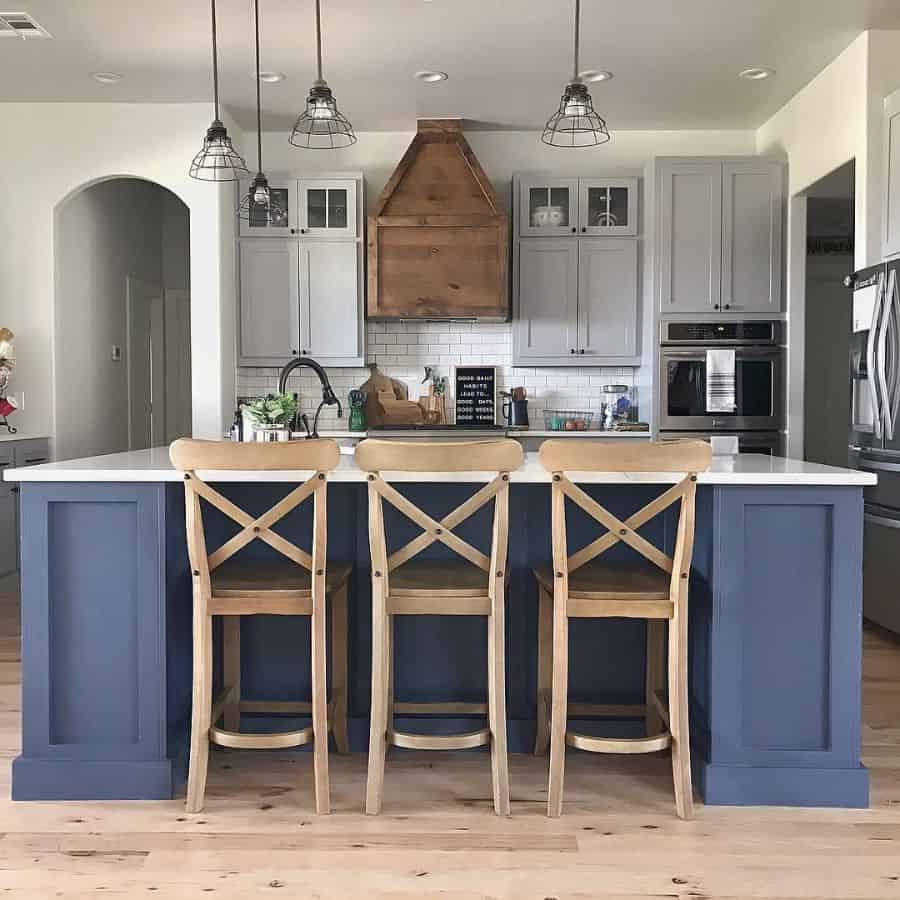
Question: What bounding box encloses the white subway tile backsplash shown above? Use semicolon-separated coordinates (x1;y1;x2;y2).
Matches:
236;321;642;429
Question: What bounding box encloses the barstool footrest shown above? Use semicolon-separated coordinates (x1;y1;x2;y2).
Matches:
565;730;671;754
393;701;488;715
388;728;490;750
210;725;314;750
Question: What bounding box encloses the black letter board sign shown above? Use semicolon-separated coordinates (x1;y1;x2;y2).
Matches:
454;365;497;426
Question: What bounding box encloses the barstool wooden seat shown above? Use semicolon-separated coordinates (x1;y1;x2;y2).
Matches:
169;438;351;815
534;439;712;819
355;439;524;816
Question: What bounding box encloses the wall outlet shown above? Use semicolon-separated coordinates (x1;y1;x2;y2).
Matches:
111;345;122;362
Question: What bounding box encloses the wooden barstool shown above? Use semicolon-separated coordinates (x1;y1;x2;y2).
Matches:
355;439;524;817
533;439;712;819
169;438;352;815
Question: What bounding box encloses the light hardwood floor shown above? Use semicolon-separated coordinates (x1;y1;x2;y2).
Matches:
0;579;898;899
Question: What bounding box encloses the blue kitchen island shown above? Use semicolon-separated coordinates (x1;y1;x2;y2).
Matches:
3;446;876;808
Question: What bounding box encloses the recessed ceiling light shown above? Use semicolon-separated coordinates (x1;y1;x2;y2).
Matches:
738;67;775;81
414;70;448;83
579;69;613;83
91;71;122;84
258;71;286;84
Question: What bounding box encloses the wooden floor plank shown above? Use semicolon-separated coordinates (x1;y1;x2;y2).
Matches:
0;588;897;897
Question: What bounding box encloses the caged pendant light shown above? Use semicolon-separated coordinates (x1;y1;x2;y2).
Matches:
542;0;611;148
289;0;357;149
190;0;250;181
237;0;286;225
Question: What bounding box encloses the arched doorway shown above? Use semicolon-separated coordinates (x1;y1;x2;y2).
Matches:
54;178;191;460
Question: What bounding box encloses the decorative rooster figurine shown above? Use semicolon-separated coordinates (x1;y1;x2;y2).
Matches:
0;327;17;434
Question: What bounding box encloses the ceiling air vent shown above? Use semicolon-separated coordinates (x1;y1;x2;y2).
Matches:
0;12;52;38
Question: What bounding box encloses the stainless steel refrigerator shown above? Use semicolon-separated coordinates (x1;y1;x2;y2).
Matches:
848;260;900;633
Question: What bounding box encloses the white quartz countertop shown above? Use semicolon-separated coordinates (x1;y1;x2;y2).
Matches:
2;445;877;486
0;432;48;444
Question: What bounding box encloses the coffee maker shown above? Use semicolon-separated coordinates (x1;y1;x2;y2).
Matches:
501;388;529;428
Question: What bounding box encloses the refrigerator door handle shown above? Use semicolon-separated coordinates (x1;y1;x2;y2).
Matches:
867;272;885;440
887;268;900;440
865;511;900;530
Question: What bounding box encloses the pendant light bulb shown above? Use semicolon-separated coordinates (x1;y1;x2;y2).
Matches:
289;0;357;149
237;0;285;224
542;0;611;148
190;0;250;180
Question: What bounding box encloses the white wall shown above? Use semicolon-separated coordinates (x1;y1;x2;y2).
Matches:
0;103;237;447
261;128;757;211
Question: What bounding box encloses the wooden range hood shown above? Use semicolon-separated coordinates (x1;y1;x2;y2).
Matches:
367;119;508;321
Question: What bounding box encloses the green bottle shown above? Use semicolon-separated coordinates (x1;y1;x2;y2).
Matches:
348;390;366;432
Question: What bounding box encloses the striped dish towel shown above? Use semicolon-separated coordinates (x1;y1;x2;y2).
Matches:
706;349;736;413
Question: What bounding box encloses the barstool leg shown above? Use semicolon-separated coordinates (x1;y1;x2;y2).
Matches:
547;592;568;818
311;584;330;814
534;585;553;755
668;612;694;820
223;616;241;732
186;609;213;813
330;584;350;754
366;583;389;815
488;591;511;816
645;620;665;737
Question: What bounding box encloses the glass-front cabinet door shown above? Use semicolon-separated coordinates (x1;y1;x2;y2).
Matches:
578;177;638;235
238;178;297;237
519;177;579;237
298;179;358;238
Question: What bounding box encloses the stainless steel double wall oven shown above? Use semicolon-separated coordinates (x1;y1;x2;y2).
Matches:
659;320;785;454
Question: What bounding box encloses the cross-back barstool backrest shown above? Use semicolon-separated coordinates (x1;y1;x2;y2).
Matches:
537;440;713;601
169;439;341;596
354;439;525;592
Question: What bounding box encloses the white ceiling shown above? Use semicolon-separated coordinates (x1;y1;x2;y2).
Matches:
3;0;900;132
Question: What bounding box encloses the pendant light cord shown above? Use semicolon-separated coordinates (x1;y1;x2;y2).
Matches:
315;0;323;81
572;0;580;82
211;0;220;121
254;0;263;172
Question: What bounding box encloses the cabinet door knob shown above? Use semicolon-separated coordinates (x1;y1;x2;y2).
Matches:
579;348;585;354
581;227;587;233
714;304;720;310
292;349;298;355
724;303;731;310
300;228;306;234
570;348;576;354
571;227;577;233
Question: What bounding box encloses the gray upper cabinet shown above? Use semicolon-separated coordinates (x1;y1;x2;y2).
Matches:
238;172;365;368
239;240;301;365
238;177;297;238
721;161;784;313
578;239;639;361
515;239;579;360
656;157;784;315
513;172;641;366
657;161;722;314
519;177;580;237
299;241;362;361
578;177;639;236
884;89;900;260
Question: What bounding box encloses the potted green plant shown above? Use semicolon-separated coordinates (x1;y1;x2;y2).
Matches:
241;393;299;442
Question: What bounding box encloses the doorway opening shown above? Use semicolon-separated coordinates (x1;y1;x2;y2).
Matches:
802;161;855;467
54;178;191;460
